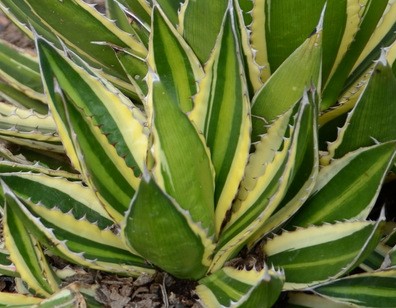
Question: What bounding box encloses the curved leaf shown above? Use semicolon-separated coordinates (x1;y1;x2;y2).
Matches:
288;142;396;227
322;0;390;109
148;4;204;114
196;265;284;308
211;93;315;272
189;5;250;235
2;181;59;297
179;0;228;63
0;39;44;102
251;18;322;141
313;269;396;307
38;38;148;221
324;51;396;162
264;221;383;289
123;174;215;280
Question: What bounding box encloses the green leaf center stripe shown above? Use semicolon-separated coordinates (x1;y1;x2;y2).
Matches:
4;206;53;295
38;41;146;177
45;223;141;265
322;284;396;297
203;12;249;204
217;157;287;249
150;6;202;113
150;80;215;235
0;174;114;229
277;250;360;270
28;0;146;69
67;104;136;215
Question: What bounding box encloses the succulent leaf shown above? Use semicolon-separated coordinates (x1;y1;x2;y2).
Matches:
312;269;396;307
1;181;153;276
2;181;60;297
263;220;383;289
179;0;228;63
324;52;396;162
0;172;114;229
148;4;204;114
0;247;18;277
189;5;251;235
288;142;396;227
322;0;391;109
0;39;45;102
0;0;147;95
0;292;43;306
287;292;354;307
251;21;322;140
0;82;47;114
37;38;148;220
123;174;215;280
211;93;315;271
196;265;284;308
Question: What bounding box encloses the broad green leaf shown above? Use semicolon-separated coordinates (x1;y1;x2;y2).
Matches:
147;34;215;237
123;174;215;280
189;6;250;235
0;39;44;102
324;52;396;162
196;265;284;308
313;270;396;307
38;38;148;221
250;0;325;82
257;0;326;73
179;0;228;63
263;221;383;289
288;142;396;227
2;181;60;297
0;172;114;229
211;94;314;271
322;0;390;109
251;21;322;141
0;81;47;114
321;0;349;86
148;5;204;114
1;181;153;277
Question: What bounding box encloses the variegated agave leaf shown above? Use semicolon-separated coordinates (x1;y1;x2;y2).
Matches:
0;0;394;306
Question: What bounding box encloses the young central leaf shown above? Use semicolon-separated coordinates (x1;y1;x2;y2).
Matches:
149;6;203;113
148;4;215;237
189;6;250;235
150;81;215;236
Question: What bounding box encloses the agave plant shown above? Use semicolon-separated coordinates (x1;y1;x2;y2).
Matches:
0;0;395;306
